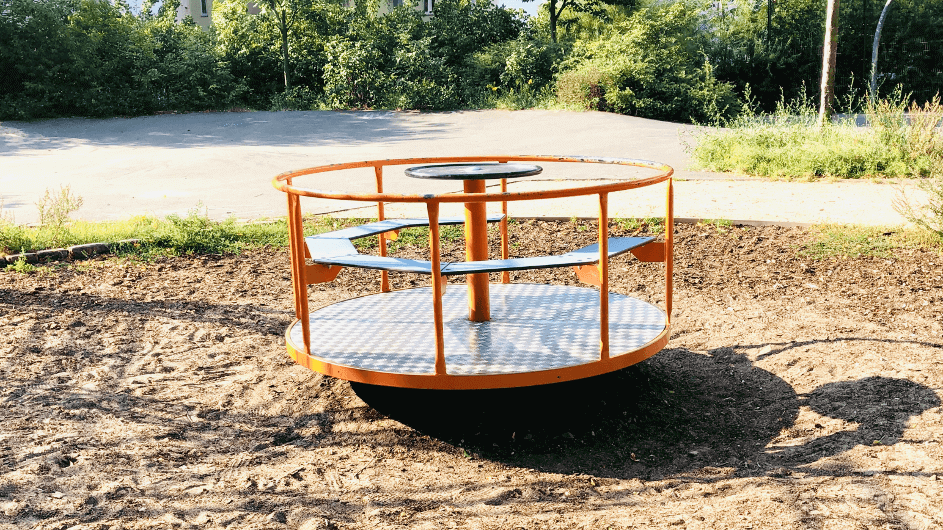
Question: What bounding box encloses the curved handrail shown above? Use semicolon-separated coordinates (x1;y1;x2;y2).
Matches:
272;155;673;203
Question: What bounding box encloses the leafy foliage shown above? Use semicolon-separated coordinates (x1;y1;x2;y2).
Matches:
556;1;738;123
5;0;941;123
703;0;943;112
0;0;238;118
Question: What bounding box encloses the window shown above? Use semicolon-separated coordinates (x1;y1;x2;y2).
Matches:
423;0;433;14
391;0;403;6
200;0;208;16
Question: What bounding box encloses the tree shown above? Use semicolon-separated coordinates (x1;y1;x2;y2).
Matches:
870;0;894;99
257;0;305;89
818;0;840;125
525;0;637;43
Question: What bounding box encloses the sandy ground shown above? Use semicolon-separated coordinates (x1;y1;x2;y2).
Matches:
1;220;941;530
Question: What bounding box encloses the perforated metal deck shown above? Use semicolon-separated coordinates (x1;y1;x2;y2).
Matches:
288;283;666;376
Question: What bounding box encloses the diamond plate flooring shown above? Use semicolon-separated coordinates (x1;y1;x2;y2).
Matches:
289;284;666;376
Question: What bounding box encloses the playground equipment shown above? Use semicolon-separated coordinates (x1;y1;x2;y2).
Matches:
272;155;674;389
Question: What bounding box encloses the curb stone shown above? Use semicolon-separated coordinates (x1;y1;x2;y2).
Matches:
1;239;141;268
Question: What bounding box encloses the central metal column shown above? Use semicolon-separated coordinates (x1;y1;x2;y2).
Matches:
463;179;490;322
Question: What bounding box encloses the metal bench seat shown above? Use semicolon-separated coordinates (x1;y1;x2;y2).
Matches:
440;237;653;275
306;227;654;276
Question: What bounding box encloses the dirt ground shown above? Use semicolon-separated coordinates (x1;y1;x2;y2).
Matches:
1;220;942;530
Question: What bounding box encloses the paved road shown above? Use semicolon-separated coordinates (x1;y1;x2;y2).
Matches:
0;110;918;226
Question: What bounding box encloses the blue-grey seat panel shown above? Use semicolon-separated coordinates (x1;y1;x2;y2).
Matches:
311;215;505;241
441;237;655;275
305;238;358;260
441;255;579;275
315;255;440;274
308;236;655;276
561;237;654;261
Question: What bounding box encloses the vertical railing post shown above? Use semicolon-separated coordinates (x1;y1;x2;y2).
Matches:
598;192;610;361
374;165;390;292
427;201;447;375
287;188;311;355
500;177;510;284
665;178;674;325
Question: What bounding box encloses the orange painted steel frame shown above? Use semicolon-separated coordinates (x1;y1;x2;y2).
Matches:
274;155;674;389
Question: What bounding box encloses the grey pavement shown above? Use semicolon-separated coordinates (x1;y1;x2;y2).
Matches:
0;110;920;226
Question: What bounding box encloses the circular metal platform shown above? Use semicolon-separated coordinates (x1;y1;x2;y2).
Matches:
286;284;668;389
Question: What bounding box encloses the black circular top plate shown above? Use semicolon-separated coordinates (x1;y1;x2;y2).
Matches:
404;163;543;180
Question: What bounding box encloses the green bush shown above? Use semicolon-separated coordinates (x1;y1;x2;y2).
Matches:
0;0;238;119
703;0;943;113
323;37;390;108
556;0;738;123
270;86;321;110
557;67;612;110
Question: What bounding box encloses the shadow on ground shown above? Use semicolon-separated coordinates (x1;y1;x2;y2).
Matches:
353;346;940;480
0;110;451;153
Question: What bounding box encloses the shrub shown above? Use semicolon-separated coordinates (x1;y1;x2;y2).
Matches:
556;1;738;123
323;37;390;108
35;185;84;249
556;67;612;110
270;86;322;110
896;178;943;241
0;0;239;119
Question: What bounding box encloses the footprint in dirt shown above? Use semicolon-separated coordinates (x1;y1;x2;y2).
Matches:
351;347;939;480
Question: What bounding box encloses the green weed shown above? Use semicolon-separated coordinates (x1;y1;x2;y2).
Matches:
699;218;733;228
614;217;664;234
895;177;943;242
35;185;84;248
643;217;665;234
616;218;644;231
691;91;943;180
799;224;938;259
6;256;36;274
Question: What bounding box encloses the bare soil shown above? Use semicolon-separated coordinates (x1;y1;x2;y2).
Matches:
1;220;942;530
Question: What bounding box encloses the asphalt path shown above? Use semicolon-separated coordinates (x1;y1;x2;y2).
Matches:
0;110;720;224
0;110;918;226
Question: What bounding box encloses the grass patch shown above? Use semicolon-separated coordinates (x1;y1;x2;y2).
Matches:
353;224;466;252
691;91;943;180
698;219;733;229
615;217;665;234
0;210;346;258
799;224;941;259
0;209;476;263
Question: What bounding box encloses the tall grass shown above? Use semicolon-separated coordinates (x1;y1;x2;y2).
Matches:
691;91;943;179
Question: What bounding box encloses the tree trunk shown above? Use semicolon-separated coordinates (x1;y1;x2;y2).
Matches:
548;0;558;43
767;0;772;42
870;0;893;101
279;8;290;90
818;0;840;126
